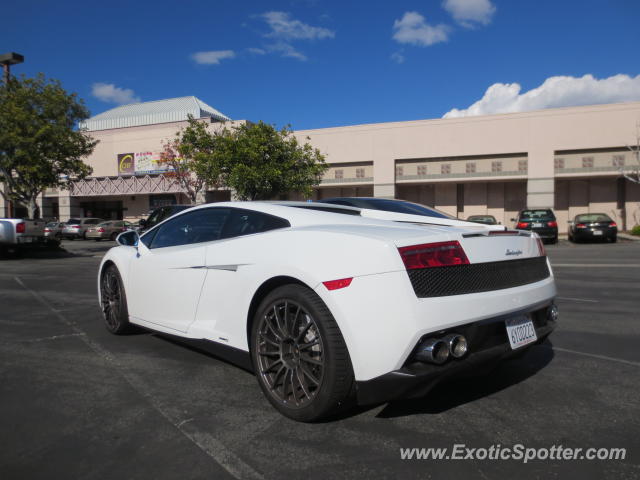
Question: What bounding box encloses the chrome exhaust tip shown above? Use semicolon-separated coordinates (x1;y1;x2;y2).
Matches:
415;338;450;364
443;334;468;358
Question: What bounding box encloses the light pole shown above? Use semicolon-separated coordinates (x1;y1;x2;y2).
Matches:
0;52;24;217
0;52;24;83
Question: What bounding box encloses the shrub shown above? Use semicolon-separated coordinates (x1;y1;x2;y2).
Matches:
631;225;640;236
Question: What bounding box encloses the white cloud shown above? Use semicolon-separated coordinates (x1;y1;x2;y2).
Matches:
191;50;236;65
247;47;266;55
443;74;640;118
266;42;307;61
392;11;450;47
391;51;405;64
91;83;140;105
442;0;496;28
261;11;335;40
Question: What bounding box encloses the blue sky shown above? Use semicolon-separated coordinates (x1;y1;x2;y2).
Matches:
3;0;640;129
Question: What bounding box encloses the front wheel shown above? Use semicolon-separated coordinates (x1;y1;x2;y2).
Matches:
100;265;132;334
251;284;354;422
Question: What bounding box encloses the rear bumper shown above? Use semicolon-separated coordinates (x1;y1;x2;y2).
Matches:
356;302;556;405
574;228;616;239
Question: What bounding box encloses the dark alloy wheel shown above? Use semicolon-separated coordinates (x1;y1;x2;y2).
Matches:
251;284;354;422
100;265;132;334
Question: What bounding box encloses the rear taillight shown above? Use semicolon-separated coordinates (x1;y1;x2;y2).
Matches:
97;227;105;233
323;277;353;290
72;225;80;229
516;222;528;229
547;221;558;228
575;223;586;229
16;222;26;234
610;222;617;228
398;241;469;269
44;228;51;233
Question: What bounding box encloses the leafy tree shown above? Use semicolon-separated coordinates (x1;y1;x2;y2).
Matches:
0;74;96;218
158;116;222;203
212;121;328;200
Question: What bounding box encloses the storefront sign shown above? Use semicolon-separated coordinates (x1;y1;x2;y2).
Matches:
116;151;173;176
117;153;135;175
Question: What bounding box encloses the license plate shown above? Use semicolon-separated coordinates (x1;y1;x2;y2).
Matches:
532;222;543;228
505;315;537;349
593;230;603;236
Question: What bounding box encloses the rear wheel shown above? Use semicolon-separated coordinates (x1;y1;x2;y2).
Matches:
100;265;132;334
251;284;354;422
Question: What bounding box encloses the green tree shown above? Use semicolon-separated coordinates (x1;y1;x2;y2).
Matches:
212;121;328;200
158;116;222;203
0;74;97;218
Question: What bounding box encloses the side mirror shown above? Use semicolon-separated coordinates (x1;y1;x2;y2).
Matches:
138;218;147;228
116;230;139;247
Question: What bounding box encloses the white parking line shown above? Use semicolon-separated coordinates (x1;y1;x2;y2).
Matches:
556;296;599;303
14;276;263;480
547;345;640;368
552;263;640;267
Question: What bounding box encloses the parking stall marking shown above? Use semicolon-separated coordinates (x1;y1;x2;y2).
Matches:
556;297;599;303
545;345;640;368
551;264;640;268
13;276;264;480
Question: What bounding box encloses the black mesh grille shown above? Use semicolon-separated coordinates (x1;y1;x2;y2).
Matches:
407;256;550;298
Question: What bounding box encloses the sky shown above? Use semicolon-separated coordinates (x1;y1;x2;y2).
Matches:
2;0;640;130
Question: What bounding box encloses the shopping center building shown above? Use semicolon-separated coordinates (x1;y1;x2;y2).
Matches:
2;96;640;232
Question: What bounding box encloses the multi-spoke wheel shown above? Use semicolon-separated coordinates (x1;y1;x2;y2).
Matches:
100;264;131;334
251;284;354;422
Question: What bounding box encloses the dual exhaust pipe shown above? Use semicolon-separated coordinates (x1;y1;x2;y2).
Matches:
415;334;468;364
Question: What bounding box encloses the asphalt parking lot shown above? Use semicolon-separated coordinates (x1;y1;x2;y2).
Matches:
1;239;639;479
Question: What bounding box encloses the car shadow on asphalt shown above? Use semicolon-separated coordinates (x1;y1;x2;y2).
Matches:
374;340;555;419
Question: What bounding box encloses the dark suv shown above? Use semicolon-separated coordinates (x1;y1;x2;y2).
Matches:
138;205;191;233
513;209;558;243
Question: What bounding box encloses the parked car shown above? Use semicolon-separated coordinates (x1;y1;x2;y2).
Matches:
44;221;65;241
86;220;134;241
99;202;557;422
0;218;46;252
320;197;455;219
467;215;498;225
568;213;617;243
62;218;105;240
137;205;192;233
513;209;558;243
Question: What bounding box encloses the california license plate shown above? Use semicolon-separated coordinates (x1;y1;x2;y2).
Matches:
532;222;543;228
505;315;537;349
593;230;603;236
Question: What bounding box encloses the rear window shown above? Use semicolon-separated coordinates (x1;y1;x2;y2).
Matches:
293;205;361;216
45;222;58;227
84;219;102;225
67;219;81;225
575;214;612;223
520;210;555;220
98;222;111;227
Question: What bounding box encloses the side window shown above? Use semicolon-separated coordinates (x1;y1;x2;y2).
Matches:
150;208;230;249
220;209;290;240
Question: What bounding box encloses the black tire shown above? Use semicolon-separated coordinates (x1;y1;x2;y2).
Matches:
110;232;117;241
94;238;101;242
250;284;354;422
610;235;617;243
100;264;132;334
82;232;87;240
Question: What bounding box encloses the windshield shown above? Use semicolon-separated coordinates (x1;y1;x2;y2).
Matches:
575;214;612;223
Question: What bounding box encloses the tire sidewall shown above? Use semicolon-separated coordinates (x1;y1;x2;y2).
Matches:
101;265;131;334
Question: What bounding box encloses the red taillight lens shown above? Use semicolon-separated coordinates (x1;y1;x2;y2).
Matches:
398;241;469;269
44;228;51;233
97;227;105;233
610;222;617;227
323;277;353;290
16;222;26;234
516;222;528;229
72;225;80;229
575;223;586;228
547;221;558;228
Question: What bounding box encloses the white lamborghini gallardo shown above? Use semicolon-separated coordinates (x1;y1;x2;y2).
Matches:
98;201;557;421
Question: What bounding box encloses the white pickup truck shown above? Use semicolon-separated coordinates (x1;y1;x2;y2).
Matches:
0;218;47;252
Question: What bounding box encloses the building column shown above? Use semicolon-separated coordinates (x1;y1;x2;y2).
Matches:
526;148;555;208
58;190;81;221
372;131;396;199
